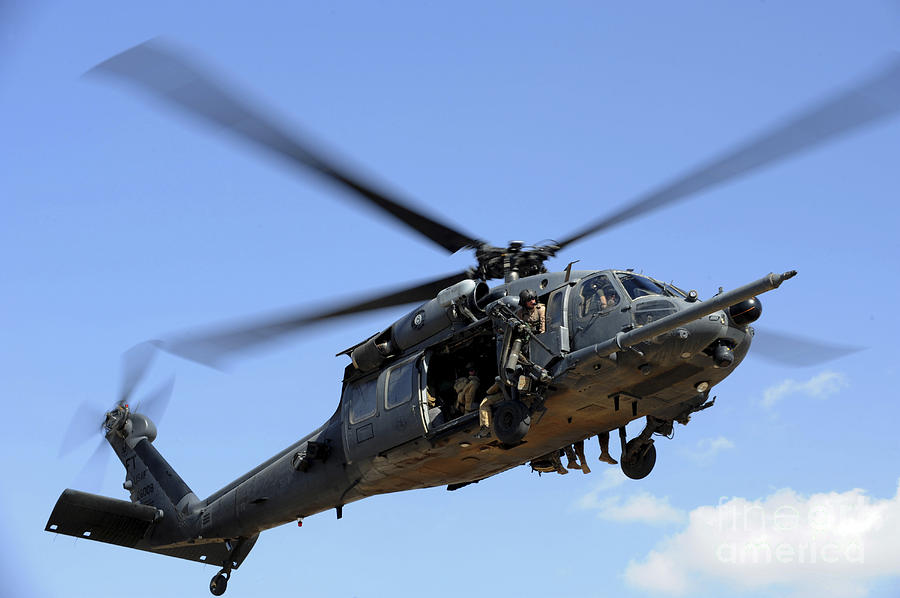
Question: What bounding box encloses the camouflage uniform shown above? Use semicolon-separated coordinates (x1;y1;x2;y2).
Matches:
453;374;480;413
564;440;591;474
517;303;545;334
543;449;569;475
478;381;502;429
597;431;618;465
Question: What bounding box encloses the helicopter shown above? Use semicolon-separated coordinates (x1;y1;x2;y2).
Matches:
43;40;900;596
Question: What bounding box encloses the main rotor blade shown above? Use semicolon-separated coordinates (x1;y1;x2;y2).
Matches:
751;327;862;367
556;57;900;250
88;40;481;254
158;270;471;367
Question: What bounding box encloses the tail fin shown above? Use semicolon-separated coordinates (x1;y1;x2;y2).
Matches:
78;406;201;520
113;420;199;516
45;406;258;570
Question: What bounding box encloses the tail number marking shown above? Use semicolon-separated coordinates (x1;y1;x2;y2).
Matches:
135;483;155;500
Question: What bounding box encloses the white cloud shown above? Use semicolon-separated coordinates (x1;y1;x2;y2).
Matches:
576;468;626;511
624;480;900;597
687;436;735;464
594;492;686;525
762;370;848;408
577;471;685;525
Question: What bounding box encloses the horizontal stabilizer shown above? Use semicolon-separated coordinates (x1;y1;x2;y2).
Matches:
46;489;260;568
45;489;159;548
152;535;259;569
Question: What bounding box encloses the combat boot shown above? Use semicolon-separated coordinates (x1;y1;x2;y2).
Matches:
598;453;618;465
564;446;581;470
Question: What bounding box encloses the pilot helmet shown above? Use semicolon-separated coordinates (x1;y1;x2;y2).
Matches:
519;289;537;304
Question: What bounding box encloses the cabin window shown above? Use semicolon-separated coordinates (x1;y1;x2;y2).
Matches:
348;377;377;423
385;361;414;409
546;287;568;329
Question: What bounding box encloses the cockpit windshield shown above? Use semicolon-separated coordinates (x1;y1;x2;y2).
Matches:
617;272;684;300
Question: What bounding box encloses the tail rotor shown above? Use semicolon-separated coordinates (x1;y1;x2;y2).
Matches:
58;342;173;490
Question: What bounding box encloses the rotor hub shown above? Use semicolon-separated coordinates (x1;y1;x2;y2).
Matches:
474;242;558;281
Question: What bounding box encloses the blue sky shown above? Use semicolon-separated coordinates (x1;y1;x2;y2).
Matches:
3;2;900;597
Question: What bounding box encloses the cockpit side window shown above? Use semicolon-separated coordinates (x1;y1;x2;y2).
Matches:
617;273;667;300
573;274;620;326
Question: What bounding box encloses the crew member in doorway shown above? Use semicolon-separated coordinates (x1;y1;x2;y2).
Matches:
475;379;502;438
453;363;480;414
517;289;545;334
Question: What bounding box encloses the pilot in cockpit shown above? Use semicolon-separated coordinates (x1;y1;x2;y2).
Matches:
599;287;619;310
581;276;620;317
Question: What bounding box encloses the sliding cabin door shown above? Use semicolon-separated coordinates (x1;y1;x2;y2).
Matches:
342;356;425;463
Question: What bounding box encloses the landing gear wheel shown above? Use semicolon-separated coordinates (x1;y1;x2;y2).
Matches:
210;571;229;596
620;438;656;480
491;400;531;446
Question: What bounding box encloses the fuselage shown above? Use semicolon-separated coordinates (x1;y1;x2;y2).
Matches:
192;268;760;540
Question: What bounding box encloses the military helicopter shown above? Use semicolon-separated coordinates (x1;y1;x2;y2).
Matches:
45;41;900;596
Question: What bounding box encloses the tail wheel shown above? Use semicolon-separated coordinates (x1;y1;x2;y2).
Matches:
621;438;656;480
209;571;229;596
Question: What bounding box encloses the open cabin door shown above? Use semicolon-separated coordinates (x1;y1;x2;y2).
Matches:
342;355;426;463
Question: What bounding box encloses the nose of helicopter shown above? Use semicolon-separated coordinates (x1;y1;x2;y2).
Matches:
672;307;729;354
663;297;759;370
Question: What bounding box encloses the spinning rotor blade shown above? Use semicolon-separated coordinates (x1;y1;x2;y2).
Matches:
119;341;157;406
751;327;862;367
556;57;900;250
59;404;111;491
73;439;111;492
59;351;174;493
88;40;480;254
63;344;166;457
58;401;104;458
158;270;471;367
133;376;175;425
